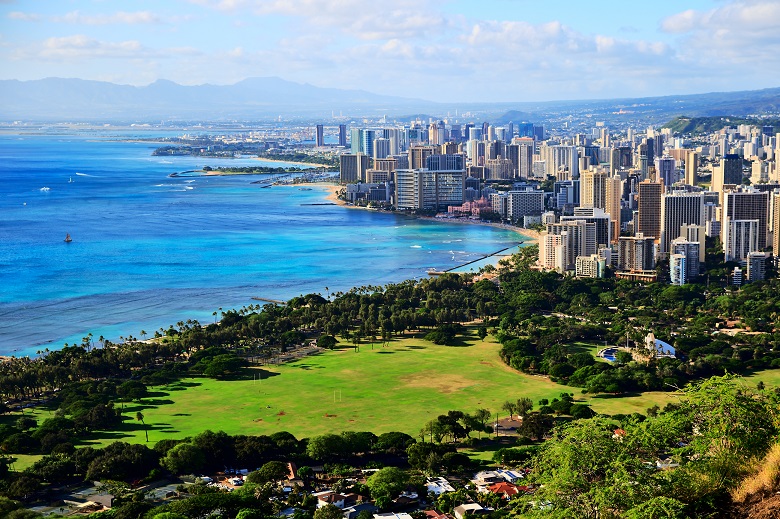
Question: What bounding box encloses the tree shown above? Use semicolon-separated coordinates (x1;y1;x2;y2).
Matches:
366;466;408;502
516;397;533;417
16;417;37;431
306;434;345;461
317;335;338;350
502;400;517;420
516;413;553;441
136;411;149;443
314;504;344;519
161;443;206;475
247;461;289;484
478;326;488;341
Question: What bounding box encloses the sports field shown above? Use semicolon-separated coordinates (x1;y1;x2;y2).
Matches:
37;331;679;447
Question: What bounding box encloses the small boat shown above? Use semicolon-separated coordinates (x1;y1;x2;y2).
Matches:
69;177;73;183
40;187;50;192
64;233;72;243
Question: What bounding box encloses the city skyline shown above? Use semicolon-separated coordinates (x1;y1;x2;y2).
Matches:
2;0;779;103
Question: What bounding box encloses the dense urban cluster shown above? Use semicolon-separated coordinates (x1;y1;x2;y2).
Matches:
331;116;780;287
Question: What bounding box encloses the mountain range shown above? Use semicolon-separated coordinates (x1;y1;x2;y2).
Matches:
0;77;433;121
1;77;779;123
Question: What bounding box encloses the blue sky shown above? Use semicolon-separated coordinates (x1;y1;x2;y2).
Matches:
1;0;779;102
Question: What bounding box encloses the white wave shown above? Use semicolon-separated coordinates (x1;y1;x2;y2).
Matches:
40;187;50;192
184;186;194;190
75;172;98;177
410;245;422;248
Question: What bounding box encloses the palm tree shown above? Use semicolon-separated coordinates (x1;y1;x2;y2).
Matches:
136;412;149;442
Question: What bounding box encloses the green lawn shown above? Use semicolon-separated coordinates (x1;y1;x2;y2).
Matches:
7;330;768;449
72;331;676;447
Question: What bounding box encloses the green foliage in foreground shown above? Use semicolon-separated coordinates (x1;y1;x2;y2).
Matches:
517;375;780;518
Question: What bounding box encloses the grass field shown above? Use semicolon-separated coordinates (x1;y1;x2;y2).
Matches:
7;330;778;450
40;331;676;447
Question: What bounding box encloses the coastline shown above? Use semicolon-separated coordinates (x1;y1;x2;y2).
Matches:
291;181;541;243
290;181;539;272
252;157;332;168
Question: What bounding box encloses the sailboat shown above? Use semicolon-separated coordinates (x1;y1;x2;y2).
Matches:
64;233;72;243
69;177;73;183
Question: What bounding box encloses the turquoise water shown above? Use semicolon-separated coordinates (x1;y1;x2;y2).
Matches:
0;132;525;356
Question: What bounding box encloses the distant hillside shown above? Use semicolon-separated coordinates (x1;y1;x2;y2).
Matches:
493;110;535;125
663;115;780;134
0;77;436;121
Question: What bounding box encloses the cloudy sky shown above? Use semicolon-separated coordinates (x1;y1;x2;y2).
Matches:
2;0;779;102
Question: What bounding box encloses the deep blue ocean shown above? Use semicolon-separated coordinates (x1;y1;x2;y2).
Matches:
0;131;524;356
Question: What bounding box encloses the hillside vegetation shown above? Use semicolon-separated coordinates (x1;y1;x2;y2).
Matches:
663;115;780;134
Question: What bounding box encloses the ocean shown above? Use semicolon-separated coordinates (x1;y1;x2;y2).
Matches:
0;131;527;357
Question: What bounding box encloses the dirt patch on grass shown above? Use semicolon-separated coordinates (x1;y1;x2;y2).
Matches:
400;371;475;393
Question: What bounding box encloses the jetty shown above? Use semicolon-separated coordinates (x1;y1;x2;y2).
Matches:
252;297;287;305
427;243;523;276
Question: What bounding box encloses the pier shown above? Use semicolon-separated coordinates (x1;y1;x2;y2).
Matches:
427;242;523;276
252;297;287;305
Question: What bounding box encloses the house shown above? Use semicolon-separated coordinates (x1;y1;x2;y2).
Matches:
314;491;347;509
374;513;414;519
424;511;454;519
488;482;519;500
471;471;504;492
495;469;524;483
426;477;456;495
343;503;379;519
453;503;486;519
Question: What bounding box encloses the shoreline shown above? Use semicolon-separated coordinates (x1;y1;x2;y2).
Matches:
289;182;539;272
252;157;333;168
290;181;541;243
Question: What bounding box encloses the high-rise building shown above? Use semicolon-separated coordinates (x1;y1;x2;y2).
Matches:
545;220;597;271
563;207;612;248
373;137;391;160
747;252;770;282
394;168;464;211
580;169;609;209
681;224;706;269
408;146;437;170
685;151;699;185
724;219;760;263
338;124;347;147
773;192;780;254
575;254;606;278
485;158;513;180
542;144;579;180
723;188;770;252
670;254;688;285
506;189;545;223
427;154;465;172
339;153;370;184
660;192;704;254
671;237;700;280
618;233;656;271
637;180;662;242
655;155;676;187
712;154;743;193
315;124;324;147
605;175;623;244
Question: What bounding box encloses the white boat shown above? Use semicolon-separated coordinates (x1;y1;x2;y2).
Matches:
40;187;50;192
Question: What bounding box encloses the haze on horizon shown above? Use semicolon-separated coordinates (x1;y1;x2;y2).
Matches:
1;0;779;104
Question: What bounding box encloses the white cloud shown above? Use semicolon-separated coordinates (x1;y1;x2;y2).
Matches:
661;0;780;66
10;35;200;61
54;10;163;25
7;11;41;21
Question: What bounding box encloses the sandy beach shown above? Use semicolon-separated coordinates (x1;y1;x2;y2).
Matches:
291;181;542;243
